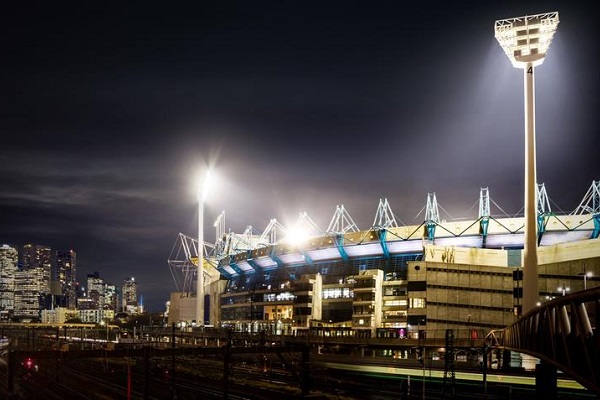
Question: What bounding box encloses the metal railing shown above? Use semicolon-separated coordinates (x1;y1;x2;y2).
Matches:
487;287;600;394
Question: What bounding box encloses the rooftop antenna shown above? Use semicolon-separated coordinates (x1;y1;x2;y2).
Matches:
479;188;491;241
327;205;359;234
572;180;600;215
373;198;398;229
259;218;288;245
536;183;552;214
294;212;324;236
425;193;440;241
213;211;226;255
479;187;491;218
214;211;225;240
425;193;440;224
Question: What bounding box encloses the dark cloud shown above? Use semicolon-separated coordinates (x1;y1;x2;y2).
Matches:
1;0;598;311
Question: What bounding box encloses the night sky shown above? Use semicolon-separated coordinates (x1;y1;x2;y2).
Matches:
1;1;598;312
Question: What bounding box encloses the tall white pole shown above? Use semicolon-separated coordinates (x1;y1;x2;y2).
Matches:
522;62;539;314
197;190;205;327
495;12;558;314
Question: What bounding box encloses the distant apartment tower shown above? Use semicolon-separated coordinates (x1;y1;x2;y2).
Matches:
104;283;118;311
14;267;46;321
87;271;104;308
21;244;52;296
55;249;77;309
41;307;78;324
0;244;18;321
122;277;137;314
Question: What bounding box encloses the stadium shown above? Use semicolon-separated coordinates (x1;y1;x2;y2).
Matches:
167;181;599;344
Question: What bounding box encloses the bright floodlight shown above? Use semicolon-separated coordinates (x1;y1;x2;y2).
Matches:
495;12;559;68
198;169;214;202
285;227;309;246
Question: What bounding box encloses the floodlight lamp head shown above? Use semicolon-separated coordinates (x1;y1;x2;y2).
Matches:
494;11;559;68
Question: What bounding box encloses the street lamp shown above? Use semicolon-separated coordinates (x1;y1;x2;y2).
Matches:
557;284;570;296
197;169;213;327
494;12;559;314
579;268;593;290
100;320;109;342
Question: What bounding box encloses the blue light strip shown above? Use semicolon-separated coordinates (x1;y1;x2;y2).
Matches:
378;229;390;259
334;234;349;262
216;266;234;279
229;262;244;275
246;257;261;273
269;248;284;268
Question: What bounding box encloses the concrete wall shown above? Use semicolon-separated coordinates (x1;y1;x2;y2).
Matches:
538;237;600;264
424;245;509;267
423;238;600;267
167;292;196;325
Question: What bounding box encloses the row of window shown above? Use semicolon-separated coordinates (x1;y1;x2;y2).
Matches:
427;267;513;277
223;291;413;308
323;287;353;299
428;284;512;294
427;301;513;313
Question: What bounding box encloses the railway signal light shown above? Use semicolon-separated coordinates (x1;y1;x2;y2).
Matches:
23;357;38;372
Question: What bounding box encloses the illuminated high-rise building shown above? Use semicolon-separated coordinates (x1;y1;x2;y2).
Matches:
121;277;137;314
104;283;118;311
14;267;45;321
55;249;77;309
22;243;52;296
87;271;104;308
0;244;18;321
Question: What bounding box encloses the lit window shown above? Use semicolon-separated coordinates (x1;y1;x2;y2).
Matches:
410;298;426;308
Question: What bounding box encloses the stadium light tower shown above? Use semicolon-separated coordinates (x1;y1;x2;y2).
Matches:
197;169;213;326
494;12;559;314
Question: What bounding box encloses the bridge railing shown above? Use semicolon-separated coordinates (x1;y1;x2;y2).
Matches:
487;286;600;394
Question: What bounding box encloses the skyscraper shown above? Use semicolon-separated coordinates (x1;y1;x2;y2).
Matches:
87;271;104;309
14;268;45;321
104;283;118;311
55;249;77;309
0;244;18;321
121;277;137;314
22;244;52;296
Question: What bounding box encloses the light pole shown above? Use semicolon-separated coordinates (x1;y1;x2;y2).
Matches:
197;169;213;327
494;12;559;314
579;265;593;290
557;284;570;296
584;271;592;290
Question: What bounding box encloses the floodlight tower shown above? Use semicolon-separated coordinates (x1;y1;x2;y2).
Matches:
494;12;559;314
197;169;213;326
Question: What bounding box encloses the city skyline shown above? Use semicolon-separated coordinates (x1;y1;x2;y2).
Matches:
0;242;144;322
1;1;598;312
1;242;138;293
